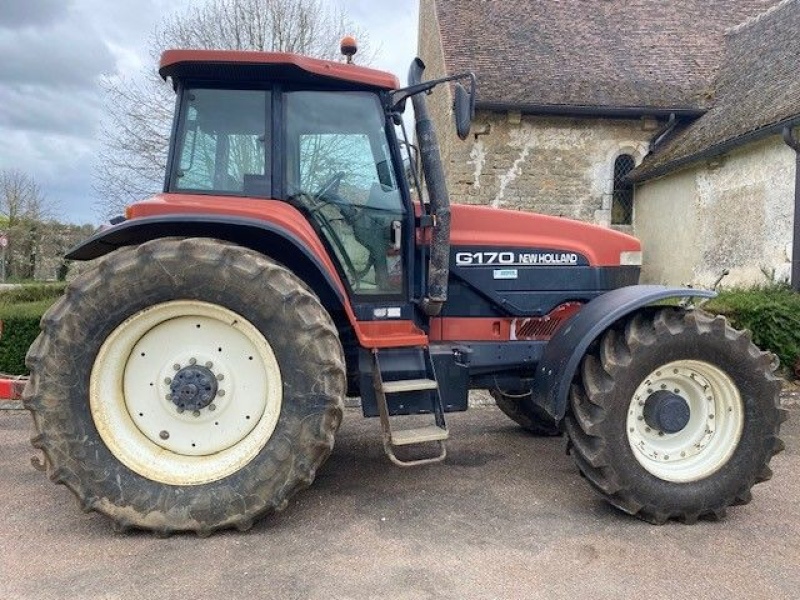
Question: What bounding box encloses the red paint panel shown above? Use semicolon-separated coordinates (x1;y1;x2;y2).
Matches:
0;377;25;401
429;317;512;342
449;204;640;266
160;50;399;90
430;303;583;342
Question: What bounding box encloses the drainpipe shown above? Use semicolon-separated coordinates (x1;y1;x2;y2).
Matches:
648;113;678;153
782;126;800;291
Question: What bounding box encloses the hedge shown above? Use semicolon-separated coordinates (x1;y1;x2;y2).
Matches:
704;284;800;375
0;283;67;305
0;300;56;375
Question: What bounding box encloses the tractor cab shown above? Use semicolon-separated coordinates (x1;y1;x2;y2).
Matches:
157;48;472;310
163;55;404;297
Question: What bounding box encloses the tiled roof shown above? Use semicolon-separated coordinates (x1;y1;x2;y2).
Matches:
633;0;800;181
432;0;780;112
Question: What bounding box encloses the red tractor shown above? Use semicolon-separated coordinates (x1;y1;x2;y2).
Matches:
24;44;786;534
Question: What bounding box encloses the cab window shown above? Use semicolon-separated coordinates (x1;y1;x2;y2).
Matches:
171;88;270;195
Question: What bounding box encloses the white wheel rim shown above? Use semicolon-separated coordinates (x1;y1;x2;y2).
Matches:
626;360;743;483
90;300;282;486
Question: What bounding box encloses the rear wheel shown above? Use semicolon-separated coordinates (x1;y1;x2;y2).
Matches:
565;308;786;524
24;238;346;535
491;390;562;436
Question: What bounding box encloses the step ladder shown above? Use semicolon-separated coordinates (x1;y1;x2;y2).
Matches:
371;347;448;467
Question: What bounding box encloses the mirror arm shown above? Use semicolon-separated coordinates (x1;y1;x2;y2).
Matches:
391;72;476;114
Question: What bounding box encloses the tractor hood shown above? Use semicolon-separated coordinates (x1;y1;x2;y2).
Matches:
448;203;641;267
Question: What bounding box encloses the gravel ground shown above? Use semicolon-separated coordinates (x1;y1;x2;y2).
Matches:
0;405;797;600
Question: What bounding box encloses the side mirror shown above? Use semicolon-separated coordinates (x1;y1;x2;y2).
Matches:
453;83;474;140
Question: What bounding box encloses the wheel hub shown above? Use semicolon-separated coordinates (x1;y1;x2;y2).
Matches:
643;390;691;434
169;364;218;411
626;360;744;483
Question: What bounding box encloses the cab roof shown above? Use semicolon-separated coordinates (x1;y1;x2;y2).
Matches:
159;49;400;91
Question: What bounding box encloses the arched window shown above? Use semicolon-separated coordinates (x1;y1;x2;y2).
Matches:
611;154;636;225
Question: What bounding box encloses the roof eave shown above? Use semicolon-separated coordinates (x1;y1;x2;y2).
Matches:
476;101;706;120
631;114;800;183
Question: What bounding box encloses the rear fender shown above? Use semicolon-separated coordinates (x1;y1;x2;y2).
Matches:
530;285;716;421
66;214;350;326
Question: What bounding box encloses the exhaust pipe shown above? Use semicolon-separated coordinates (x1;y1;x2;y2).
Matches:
408;58;450;316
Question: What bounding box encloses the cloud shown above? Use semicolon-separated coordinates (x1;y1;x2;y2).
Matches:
0;26;116;89
0;0;70;30
0;85;103;137
0;0;421;224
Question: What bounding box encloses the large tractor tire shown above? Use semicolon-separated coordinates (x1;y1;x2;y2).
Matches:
565;308;787;524
491;390;562;436
24;238;346;535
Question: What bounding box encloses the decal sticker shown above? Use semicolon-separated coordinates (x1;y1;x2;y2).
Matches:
493;269;518;280
373;307;402;319
455;251;580;267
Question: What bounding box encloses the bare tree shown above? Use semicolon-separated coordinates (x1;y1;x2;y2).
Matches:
95;0;373;217
0;169;58;280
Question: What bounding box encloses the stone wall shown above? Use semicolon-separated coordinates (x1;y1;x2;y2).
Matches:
444;112;653;225
635;136;795;286
418;0;655;223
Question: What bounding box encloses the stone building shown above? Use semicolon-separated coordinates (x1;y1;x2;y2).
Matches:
418;0;800;287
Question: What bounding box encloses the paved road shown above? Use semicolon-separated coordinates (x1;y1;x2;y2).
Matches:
1;406;798;600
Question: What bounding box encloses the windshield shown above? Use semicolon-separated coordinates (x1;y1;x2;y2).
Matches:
285;91;405;295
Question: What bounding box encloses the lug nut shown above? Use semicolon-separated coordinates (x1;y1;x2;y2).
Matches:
165;394;172;401
218;390;226;397
159;430;169;440
173;364;181;371
189;358;197;365
193;410;201;417
205;361;213;368
165;377;172;384
217;374;224;381
209;404;216;411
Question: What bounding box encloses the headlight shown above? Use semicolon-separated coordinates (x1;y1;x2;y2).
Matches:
620;251;642;266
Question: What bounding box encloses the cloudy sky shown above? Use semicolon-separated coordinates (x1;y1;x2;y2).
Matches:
0;0;419;224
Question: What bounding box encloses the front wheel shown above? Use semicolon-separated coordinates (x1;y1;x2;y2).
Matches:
24;238;346;535
565;308;787;524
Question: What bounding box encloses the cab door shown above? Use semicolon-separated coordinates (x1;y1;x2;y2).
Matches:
283;90;407;299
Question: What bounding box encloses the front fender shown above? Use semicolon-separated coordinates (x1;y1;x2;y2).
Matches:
530;285;716;420
66;214;349;315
